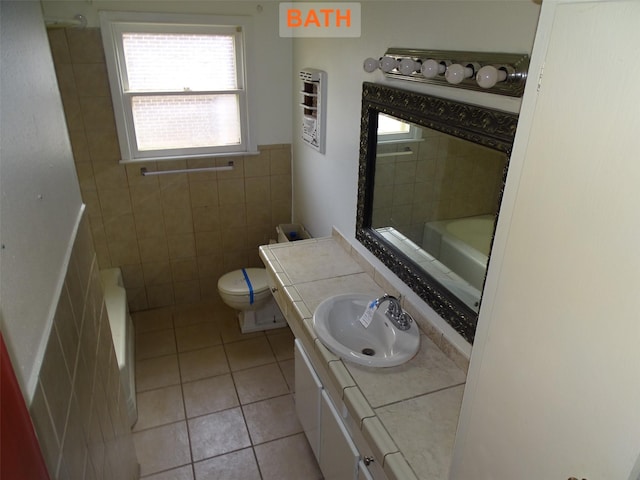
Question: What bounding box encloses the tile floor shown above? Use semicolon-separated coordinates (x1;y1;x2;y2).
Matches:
131;300;323;480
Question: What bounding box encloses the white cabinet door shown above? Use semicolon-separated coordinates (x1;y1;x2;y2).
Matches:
452;1;640;479
294;339;322;459
319;390;359;480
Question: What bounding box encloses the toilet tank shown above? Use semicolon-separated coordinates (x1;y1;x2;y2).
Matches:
277;223;311;243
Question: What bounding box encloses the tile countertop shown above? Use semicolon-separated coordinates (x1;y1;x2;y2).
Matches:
259;234;467;480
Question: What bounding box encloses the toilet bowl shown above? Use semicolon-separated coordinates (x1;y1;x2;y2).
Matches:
218;268;286;333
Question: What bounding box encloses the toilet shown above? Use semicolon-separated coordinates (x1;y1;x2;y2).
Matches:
217;267;286;333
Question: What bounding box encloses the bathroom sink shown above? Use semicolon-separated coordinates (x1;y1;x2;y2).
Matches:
312;293;420;368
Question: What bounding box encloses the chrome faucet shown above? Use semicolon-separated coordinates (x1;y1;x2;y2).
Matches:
372;294;413;331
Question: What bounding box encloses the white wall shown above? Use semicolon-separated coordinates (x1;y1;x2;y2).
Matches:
291;1;540;348
0;1;84;400
40;0;293;146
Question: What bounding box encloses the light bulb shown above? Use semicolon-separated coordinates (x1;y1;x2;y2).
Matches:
399;58;417;75
379;56;398;73
445;63;474;84
421;59;446;79
476;65;508;89
363;57;378;73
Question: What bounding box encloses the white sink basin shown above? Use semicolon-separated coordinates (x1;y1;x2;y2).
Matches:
312;293;420;368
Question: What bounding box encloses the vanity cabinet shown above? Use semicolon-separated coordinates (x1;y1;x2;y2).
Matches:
294;339;383;480
319;390;359;479
294;339;321;458
357;461;375;480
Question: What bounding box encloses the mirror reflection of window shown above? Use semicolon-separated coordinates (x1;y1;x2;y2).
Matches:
378;114;410;134
377;114;421;142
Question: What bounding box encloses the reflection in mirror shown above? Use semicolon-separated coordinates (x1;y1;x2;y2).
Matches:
372;115;508;313
356;82;518;343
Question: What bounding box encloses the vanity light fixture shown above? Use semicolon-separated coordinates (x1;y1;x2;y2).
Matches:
379;55;398;73
445;62;480;84
421;59;448;79
363;57;378;73
362;48;529;97
398;57;420;75
476;64;509;89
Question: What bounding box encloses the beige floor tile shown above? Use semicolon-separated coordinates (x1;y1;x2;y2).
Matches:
254;433;322;480
233;363;289;404
266;329;294;361
179;345;229;383
183;374;239;418
279;358;295;393
133;302;321;480
172;302;216;327
136;354;181;392
133;307;174;334
134;385;185;431
133;421;191;477
175;323;222;352
243;394;302;445
224;336;276;372
136;328;177;359
188;408;251;462
193;448;260;480
265;325;290;336
219;311;264;344
142;465;194;480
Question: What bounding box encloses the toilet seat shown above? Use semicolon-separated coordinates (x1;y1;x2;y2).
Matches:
218;268;269;298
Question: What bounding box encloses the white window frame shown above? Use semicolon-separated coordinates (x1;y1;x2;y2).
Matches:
99;11;257;163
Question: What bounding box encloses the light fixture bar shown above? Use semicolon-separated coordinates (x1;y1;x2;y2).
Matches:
366;48;529;97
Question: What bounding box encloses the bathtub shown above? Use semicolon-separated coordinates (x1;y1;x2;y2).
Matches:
377;226;482;312
423;214;495;290
100;268;137;427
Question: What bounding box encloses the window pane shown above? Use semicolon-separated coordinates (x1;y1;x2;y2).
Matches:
132;95;241;151
123;33;237;92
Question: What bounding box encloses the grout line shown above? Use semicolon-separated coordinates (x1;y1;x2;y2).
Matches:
222;337;264;478
372;382;467;410
170;309;195;469
252;445;265;480
131;418;187;435
138;462;192;479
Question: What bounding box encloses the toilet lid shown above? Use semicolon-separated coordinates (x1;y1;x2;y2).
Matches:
218;268;269;296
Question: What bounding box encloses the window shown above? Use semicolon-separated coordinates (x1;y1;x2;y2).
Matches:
100;12;256;162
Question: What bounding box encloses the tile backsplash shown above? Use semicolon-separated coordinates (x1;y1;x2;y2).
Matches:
29;213;138;479
47;28;292;312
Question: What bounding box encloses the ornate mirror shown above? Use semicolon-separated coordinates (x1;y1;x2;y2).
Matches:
356;82;517;343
